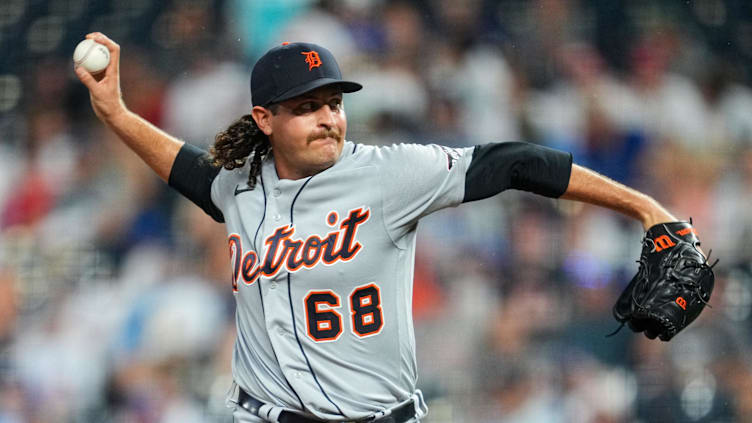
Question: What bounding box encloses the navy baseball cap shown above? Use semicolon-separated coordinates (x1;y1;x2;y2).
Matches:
251;42;362;107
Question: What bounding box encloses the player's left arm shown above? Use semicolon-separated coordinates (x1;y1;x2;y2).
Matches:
560;159;714;342
463;142;713;341
463;142;675;230
560;164;676;230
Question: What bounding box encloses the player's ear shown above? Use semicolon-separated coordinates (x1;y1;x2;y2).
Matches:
251;106;273;136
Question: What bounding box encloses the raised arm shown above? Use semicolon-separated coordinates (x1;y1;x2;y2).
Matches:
560;164;676;230
74;32;183;182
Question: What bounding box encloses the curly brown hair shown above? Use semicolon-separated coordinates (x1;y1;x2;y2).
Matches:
209;107;278;189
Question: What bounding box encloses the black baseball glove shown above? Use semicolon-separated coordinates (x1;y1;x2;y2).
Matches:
611;220;716;341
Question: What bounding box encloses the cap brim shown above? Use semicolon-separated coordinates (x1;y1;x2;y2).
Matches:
267;78;362;105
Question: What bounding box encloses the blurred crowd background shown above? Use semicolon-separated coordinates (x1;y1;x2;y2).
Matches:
1;0;752;422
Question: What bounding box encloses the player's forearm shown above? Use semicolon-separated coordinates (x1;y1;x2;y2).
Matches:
105;109;184;182
560;164;676;230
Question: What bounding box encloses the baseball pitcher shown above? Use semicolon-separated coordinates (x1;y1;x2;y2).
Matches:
75;32;715;423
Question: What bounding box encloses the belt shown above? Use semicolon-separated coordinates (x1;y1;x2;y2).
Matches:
237;388;416;423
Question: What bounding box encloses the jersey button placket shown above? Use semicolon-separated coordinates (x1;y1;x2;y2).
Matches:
265;184;283;224
263;188;283;296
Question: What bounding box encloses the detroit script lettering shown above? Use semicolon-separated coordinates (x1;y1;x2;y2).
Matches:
228;207;371;291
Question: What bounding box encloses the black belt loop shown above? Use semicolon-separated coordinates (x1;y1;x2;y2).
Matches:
236;388;416;423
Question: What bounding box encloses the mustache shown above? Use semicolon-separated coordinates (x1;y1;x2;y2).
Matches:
307;128;342;143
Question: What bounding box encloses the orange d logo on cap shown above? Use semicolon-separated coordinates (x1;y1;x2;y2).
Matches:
250;42;362;106
301;51;322;71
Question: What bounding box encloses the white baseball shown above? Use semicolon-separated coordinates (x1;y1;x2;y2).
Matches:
73;39;110;74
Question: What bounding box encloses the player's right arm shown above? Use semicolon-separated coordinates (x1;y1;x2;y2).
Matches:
75;32;224;222
74;32;183;183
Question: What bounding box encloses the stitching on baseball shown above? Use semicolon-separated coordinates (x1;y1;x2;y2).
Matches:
75;41;97;66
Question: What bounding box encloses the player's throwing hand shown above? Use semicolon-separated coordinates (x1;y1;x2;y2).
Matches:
74;32;126;123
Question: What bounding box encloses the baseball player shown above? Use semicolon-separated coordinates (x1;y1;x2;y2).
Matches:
75;32;704;423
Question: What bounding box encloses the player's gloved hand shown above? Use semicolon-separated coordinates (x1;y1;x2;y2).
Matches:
611;220;716;341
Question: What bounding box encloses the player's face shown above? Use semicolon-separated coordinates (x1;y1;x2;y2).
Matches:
255;86;347;180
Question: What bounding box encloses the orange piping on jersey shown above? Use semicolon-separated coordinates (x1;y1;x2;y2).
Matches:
299;236;325;268
326;211;339;227
335;208;370;260
321;232;341;264
228;234;242;292
349;283;384;338
229;207;372;288
285;239;305;271
304;290;343;342
241;251;261;285
260;225;296;277
320;207;371;265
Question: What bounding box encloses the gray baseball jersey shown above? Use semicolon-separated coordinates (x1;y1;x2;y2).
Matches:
211;141;473;421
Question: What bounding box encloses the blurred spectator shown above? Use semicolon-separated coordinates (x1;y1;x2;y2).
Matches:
229;0;312;61
526;42;646;183
712;147;752;263
120;47;167;126
161;2;250;146
346;1;430;142
700;61;752;153
624;30;710;149
274;0;359;60
2;108;76;229
161;59;250;147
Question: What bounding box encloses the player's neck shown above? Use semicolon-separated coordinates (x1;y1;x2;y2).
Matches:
271;147;344;181
273;159;331;181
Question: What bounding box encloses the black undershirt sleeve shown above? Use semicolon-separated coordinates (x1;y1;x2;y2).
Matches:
463;142;573;203
168;143;225;223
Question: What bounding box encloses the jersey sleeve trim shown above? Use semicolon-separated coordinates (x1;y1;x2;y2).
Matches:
463;142;572;202
168;143;225;222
